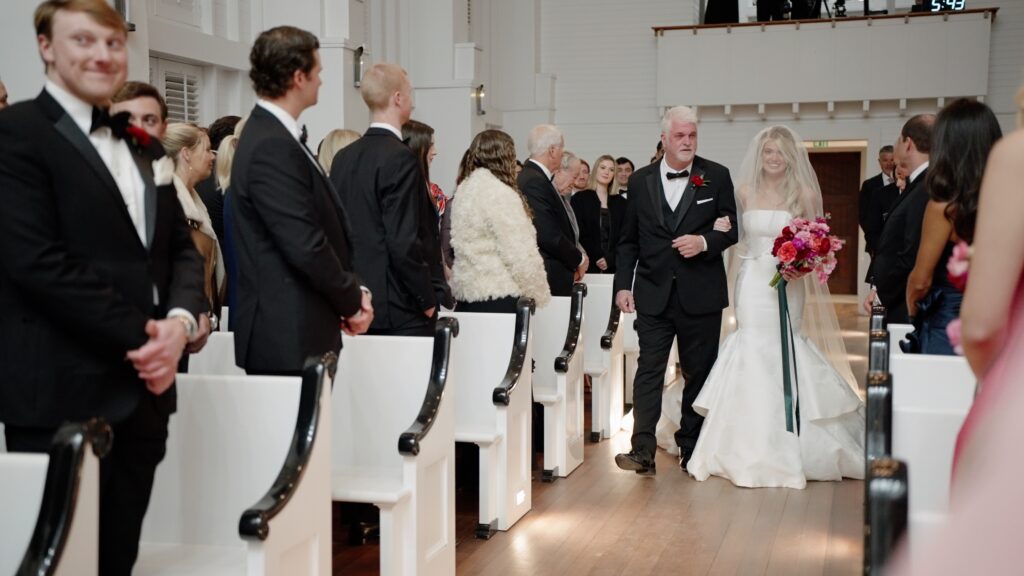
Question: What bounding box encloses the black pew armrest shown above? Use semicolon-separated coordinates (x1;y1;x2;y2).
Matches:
600;298;621;350
239;353;337;541
555;283;587;373
493;298;535;406
19;419;112;576
399;317;459;456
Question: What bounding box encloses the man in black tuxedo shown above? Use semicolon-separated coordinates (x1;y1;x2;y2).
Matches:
232;26;372;375
519;124;587;296
331;62;448;336
859;145;896;257
110;81;168;140
867;114;934;324
0;2;207;573
614;106;738;475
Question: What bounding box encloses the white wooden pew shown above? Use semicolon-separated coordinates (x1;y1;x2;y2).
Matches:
889;336;976;562
334;318;458;576
444;301;534;539
531;283;586;481
136;355;335;576
0;420;108;576
187;331;243;376
582;274;624;442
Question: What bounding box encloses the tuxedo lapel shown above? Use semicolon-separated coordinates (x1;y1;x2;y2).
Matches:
673;157;705;227
53;113;125;208
646;169;667;230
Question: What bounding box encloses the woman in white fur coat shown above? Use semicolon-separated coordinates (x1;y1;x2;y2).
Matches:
450;130;552;312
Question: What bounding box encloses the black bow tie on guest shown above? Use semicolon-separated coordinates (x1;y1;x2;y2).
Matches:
90;107;131;137
299;124;309;145
666;169;690;180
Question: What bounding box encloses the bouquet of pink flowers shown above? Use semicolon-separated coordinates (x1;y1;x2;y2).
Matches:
769;215;845;288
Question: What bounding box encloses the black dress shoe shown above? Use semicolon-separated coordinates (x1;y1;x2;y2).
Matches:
615;451;656;475
678;453;690;471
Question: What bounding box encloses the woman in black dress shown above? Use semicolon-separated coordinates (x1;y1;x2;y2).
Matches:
570;154;627;274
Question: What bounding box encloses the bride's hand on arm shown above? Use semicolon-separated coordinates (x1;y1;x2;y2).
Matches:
713;216;732;232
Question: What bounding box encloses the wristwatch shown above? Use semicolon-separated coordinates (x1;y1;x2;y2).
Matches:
173;315;198;342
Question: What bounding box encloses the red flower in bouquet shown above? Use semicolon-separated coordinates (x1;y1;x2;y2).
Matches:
769;214;845;287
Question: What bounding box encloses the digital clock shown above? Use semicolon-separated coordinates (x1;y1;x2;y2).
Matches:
931;0;967;11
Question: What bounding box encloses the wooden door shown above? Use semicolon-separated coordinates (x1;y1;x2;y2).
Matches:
808;151;861;295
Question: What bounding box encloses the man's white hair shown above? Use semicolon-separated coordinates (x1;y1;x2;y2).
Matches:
528;124;564;157
660;105;698;134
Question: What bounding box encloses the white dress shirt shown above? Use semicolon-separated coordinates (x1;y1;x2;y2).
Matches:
660;158;693;211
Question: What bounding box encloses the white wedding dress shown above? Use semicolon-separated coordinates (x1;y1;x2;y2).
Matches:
682;210;865;489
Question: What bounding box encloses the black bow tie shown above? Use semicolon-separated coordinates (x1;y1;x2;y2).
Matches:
90;107;130;137
666;169;690;181
299;124;309;145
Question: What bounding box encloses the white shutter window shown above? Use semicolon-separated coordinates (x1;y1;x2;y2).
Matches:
151;58;204;124
163;70;201;123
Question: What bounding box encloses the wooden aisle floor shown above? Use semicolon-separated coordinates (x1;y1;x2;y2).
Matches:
332;302;868;575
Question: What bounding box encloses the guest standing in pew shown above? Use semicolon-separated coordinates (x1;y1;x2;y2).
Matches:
571;158;590;194
317;128;360;174
0;2;208;573
449;130;551;313
519;124;588;295
572;154;628;274
232;26;373;376
330;63;450;336
613;105;738;476
217;117;245;327
195;114;242;243
403;119;448;222
613;156;634;199
553;151;585;260
865;114;935;324
110;81;168;140
887;90;1024;576
163;122;225;334
905;100;1001;355
858;145;896;265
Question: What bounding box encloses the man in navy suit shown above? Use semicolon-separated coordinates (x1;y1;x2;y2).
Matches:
330;62;449;336
0;2;207;572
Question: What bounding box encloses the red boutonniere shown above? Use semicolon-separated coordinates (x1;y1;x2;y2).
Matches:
125;125;152;148
691;174;708;187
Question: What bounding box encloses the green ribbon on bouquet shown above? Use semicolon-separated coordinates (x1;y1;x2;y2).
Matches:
776;279;801;435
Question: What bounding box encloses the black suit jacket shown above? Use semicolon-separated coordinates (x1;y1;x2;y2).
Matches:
570;190;627;274
858;172;888;254
329;127;448;332
519;160;581;296
614;157;738;316
0;90;206;427
870;169;930;323
231;105;363;373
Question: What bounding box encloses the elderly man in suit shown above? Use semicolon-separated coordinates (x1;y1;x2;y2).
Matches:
232;26;372;375
330;62;448;336
519;124;587;296
0;1;207;573
613;105;738;475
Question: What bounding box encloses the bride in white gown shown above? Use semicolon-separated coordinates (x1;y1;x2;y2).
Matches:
675;126;865;489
